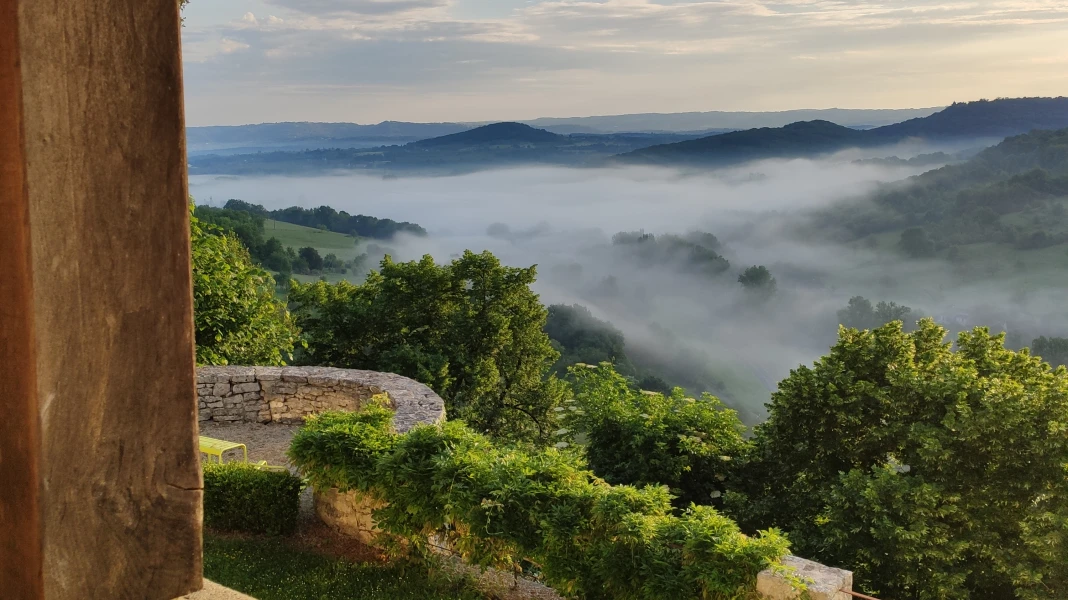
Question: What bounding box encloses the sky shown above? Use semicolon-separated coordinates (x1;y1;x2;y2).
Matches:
180;0;1068;126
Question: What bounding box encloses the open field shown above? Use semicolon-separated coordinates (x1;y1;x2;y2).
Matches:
264;220;363;261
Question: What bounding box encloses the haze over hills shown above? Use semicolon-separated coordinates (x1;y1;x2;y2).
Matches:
185;107;942;156
620;97;1068;166
187;98;1068;176
521;107;942;133
188;123;708;175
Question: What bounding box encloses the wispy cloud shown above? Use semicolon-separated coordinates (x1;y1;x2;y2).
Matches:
180;0;1068;124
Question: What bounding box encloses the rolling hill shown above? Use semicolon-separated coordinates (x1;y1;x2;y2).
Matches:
411;122;567;147
619;97;1068;166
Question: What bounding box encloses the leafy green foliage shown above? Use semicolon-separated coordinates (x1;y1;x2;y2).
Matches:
564;364;750;509
836;296;912;330
288;251;568;443
193;205;296;275
728;319;1068;600
1032;336;1068;368
191;205;300;366
203;463;303;536
288;412;790;600
203;534;489;600
545;304;634;376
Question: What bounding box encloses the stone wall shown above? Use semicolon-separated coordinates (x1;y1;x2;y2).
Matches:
195;366;445;432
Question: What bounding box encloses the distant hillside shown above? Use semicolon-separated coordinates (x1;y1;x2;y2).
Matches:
187;125;707;176
412;122;566;147
620;98;1068;166
186;121;474;157
522;107;942;133
818;126;1068;244
187;121;471;145
872;98;1068;140
618;120;871;165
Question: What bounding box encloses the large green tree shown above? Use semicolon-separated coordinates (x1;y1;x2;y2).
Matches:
563;363;750;509
728;319;1068;600
191;205;300;366
288;251;567;443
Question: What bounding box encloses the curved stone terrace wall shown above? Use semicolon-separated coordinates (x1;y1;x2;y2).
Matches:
195;366;445;433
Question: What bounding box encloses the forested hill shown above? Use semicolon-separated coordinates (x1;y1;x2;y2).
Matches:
619;97;1068;166
616;120;871;165
818;126;1068;244
870;97;1068;139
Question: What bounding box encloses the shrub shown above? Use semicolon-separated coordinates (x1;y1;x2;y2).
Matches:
203;462;304;536
289;410;789;600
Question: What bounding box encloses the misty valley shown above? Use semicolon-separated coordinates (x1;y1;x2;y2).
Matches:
190;105;1068;425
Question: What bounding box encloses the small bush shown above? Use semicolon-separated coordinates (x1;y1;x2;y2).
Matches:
204;462;303;536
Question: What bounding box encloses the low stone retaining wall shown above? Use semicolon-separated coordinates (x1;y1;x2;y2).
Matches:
195;366;445;432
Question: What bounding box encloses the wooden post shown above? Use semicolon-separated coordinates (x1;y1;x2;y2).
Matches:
0;1;203;598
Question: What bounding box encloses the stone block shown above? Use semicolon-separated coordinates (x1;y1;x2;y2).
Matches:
198;409;212;421
242;392;261;401
255;366;283;381
212;382;230;396
756;556;852;600
282;374;308;383
233;382;259;394
207;401;223;409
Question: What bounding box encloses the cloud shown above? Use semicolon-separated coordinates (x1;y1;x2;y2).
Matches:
263;0;449;17
219;38;251;53
180;0;1068;124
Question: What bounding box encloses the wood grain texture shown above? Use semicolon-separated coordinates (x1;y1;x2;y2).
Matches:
16;0;203;598
0;0;45;597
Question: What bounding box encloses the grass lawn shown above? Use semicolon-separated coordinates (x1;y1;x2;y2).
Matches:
264;220;364;262
204;533;489;600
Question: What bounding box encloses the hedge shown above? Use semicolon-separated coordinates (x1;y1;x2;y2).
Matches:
288;406;790;600
203;462;304;536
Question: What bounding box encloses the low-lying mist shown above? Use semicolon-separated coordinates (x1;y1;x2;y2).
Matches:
189;152;1068;423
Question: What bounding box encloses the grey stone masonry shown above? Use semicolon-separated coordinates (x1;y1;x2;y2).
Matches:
195;366;446;433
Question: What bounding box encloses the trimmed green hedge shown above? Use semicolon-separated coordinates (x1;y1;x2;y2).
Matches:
204;462;303;536
289;406;790;600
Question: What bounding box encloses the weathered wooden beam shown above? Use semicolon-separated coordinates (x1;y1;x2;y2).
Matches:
0;0;44;596
1;0;203;598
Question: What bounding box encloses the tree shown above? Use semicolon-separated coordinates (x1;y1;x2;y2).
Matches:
898;226;936;258
564;364;750;509
837;296;912;330
1032;336;1068;368
297;246;323;272
737;265;776;298
190;204;299;366
288;251;568;443
728;320;1068;600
